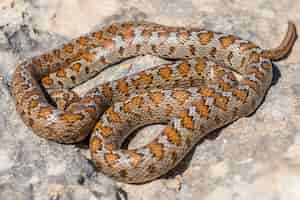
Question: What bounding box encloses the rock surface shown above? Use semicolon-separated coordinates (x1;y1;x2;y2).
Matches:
0;0;300;199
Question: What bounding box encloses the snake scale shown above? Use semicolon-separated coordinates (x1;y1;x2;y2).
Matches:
11;21;297;183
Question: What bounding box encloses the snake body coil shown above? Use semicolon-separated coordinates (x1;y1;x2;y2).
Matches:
11;22;297;183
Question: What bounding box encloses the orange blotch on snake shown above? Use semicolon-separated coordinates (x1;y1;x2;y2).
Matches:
195;57;208;73
214;65;226;77
117;80;129;95
28;99;39;110
150;92;164;104
61;113;83;123
127;150;143;167
56;68;66;78
121;22;135;29
104;143;117;151
106;107;121;123
219;35;237;48
76;36;89;46
81;52;94;62
71;63;82;73
198;31;214;45
194;99;210;119
38;107;53;119
164;104;174;116
159;66;172;80
214;95;229;111
104;153;120;166
218;81;232;91
232;89;248;103
90;137;103;153
63;43;74;54
123;102;132;113
163;126;182;145
199;86;215;97
172;90;190;103
81;95;102;105
179;111;194;129
148;141;164;160
41;76;54;86
94;122;113;137
177;62;190;76
119;29;134;40
131;96;144;107
132;72;153;86
239;42;258;52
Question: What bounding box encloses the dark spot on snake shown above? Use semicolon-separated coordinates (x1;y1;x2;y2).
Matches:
20;110;25;116
85;67;90;74
100;56;107;64
119;170;128;178
185;137;191;148
28;118;34;127
119;46;125;55
151;45;157;53
214;116;222;125
209;47;217;58
136;44;141;52
227;51;233;65
169;46;176;54
71;76;76;83
57;81;64;87
174;79;180;86
171;151;178;165
189;45;196;56
147;164;156;174
65;58;72;64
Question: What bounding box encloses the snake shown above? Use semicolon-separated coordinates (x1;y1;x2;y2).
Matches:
10;21;297;183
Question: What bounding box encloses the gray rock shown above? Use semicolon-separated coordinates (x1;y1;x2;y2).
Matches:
0;182;33;200
0;0;300;199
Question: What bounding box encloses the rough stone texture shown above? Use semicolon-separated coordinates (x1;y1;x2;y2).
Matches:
0;0;300;199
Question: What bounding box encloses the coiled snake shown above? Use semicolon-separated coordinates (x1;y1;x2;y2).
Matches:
11;21;297;183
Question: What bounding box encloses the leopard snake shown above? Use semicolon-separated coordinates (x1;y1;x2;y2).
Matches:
11;21;297;183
